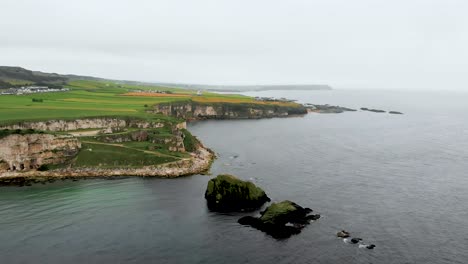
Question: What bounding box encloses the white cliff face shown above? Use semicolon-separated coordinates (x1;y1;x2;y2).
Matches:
0;118;164;132
0;134;81;172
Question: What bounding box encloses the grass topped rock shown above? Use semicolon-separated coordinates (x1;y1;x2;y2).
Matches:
238;200;320;239
204;174;270;212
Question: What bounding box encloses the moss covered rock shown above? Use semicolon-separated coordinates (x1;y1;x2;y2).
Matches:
204;174;270;212
238;200;320;239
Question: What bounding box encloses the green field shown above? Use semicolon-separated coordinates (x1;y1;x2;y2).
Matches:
0;79;261;124
72;142;179;168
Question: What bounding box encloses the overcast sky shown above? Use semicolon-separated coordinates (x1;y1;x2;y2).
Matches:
1;0;467;90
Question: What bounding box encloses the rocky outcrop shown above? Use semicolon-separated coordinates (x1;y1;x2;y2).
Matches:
205;174;270;212
149;101;307;120
0;134;81;172
238;200;320;239
0;118;165;132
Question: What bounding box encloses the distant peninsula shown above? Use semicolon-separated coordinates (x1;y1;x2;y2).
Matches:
152;83;333;92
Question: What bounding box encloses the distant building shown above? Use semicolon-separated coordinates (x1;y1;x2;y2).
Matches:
196;90;202;96
0;86;69;96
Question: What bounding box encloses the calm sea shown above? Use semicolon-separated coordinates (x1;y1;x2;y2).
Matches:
1;89;467;264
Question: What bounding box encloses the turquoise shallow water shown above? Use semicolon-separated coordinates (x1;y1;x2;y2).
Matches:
1;90;468;264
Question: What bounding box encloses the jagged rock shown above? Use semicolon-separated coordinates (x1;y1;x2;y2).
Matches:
238;200;320;239
204;174;270;212
337;230;350;238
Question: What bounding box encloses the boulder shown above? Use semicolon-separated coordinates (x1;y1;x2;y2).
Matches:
204;174;270;212
238;200;320;239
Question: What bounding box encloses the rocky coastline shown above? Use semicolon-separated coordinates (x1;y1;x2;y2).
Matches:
0;99;401;184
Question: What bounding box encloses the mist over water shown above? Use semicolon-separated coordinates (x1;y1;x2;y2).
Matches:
1;90;468;264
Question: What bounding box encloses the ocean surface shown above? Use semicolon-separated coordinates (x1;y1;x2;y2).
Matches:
1;89;468;264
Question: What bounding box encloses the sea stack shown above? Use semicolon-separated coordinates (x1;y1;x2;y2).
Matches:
204;174;270;212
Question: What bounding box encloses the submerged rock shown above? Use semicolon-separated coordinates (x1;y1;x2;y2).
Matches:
204;174;270;212
238;200;320;239
341;234;376;249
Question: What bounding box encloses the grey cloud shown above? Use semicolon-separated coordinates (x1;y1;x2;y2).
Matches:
1;0;467;89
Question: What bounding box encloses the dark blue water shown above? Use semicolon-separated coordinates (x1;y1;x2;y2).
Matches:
1;90;468;263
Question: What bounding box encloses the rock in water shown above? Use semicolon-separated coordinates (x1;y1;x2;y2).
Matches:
389;111;403;114
204;174;270;212
238;200;320;239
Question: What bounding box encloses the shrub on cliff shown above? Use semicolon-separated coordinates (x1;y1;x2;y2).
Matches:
181;129;198;152
37;164;49;171
205;174;270;212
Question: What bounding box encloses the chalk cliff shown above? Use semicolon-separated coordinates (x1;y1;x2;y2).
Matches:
0;118;166;132
148;101;307;120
